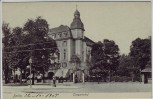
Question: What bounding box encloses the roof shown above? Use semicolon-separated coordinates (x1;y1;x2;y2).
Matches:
84;36;95;46
49;25;70;34
141;68;151;73
54;69;69;78
74;10;80;15
69;55;81;63
70;10;84;30
70;19;84;30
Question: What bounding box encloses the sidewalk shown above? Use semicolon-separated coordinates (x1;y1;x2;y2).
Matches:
3;82;152;93
3;82;83;89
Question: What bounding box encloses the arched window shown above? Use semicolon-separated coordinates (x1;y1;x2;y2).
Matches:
63;62;67;68
58;52;60;60
52;34;56;39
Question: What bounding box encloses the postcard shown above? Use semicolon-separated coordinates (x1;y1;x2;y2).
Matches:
2;1;152;99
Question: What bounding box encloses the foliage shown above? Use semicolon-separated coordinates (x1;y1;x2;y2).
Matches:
129;37;151;70
111;76;132;82
90;39;120;80
2;22;12;83
22;16;58;75
103;39;120;72
2;17;58;84
117;54;134;77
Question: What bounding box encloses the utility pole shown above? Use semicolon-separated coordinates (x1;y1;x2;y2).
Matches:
29;57;32;88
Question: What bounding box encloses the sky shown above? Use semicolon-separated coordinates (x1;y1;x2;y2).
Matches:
2;2;151;54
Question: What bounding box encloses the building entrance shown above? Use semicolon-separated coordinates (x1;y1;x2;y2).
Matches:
48;72;54;80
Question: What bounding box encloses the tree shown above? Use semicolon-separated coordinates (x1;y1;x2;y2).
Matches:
4;26;29;83
129;37;151;81
3;17;58;85
90;41;106;73
91;39;120;82
2;23;27;84
118;54;137;81
2;22;11;84
130;37;151;70
118;54;130;77
23;16;58;84
12;27;30;83
103;39;120;82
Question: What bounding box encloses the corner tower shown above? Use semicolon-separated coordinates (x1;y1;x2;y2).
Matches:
70;9;85;61
70;9;85;32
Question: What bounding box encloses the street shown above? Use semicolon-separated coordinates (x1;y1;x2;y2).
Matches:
2;82;152;99
3;82;151;93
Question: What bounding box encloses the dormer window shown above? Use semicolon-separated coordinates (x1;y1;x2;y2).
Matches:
52;34;56;39
64;32;68;37
58;33;62;38
60;33;62;38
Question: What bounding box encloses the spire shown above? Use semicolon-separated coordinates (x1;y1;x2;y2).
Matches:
76;4;78;10
70;8;84;31
74;10;80;18
74;3;80;18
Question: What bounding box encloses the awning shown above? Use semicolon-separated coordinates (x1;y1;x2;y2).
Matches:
141;68;151;73
54;69;69;78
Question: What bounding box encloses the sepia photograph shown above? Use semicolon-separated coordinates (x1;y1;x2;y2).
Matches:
2;1;152;99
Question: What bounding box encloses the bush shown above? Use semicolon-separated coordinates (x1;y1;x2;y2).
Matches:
111;76;131;82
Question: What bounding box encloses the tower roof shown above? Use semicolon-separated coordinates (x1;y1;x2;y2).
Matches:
70;10;84;31
74;9;80;15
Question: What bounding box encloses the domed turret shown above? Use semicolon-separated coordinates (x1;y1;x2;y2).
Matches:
70;10;84;31
74;10;80;17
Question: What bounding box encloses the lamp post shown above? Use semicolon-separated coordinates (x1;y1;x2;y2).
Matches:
29;57;32;88
107;59;111;82
42;55;45;83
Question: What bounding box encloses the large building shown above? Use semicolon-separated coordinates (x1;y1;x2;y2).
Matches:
48;9;94;82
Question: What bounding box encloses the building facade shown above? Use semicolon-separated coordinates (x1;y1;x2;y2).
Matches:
48;9;94;82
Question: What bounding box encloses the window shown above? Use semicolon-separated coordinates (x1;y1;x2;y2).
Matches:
64;53;66;59
64;49;66;60
52;34;56;39
58;63;61;69
64;32;68;37
63;63;67;68
82;51;84;60
59;33;62;38
63;41;67;46
58;52;60;60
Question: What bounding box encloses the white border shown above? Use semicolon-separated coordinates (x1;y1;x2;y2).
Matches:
1;1;152;99
2;0;152;2
1;1;2;99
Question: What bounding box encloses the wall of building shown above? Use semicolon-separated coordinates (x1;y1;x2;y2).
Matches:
71;29;83;39
83;41;87;62
48;27;94;80
75;40;84;61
